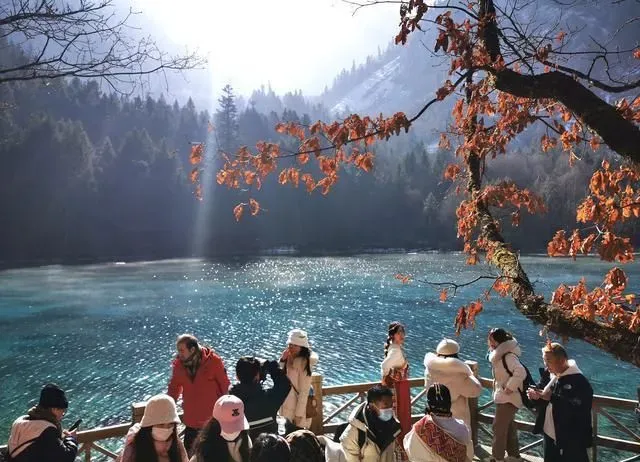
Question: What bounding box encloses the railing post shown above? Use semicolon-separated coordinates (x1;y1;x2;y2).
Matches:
466;360;479;447
311;373;324;435
84;443;92;462
131;401;146;425
592;405;598;462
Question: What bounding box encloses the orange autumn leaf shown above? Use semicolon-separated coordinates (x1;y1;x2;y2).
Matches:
301;173;316;193
440;288;448;302
298;153;310;165
547;230;570;257
249;198;260;216
189;167;200;184
233;203;244;222
395;273;412;284
443;163;462;181
511;211;520;227
492;278;511;297
634;48;640;59
439;133;452;150
556;30;566;42
190;143;204;165
278;169;288;185
194;184;202;201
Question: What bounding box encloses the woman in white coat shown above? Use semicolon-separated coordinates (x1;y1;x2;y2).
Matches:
279;328;319;429
423;338;482;430
487;328;526;462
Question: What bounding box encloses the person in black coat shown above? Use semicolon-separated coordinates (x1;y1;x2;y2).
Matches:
7;383;78;462
229;356;292;440
527;343;593;462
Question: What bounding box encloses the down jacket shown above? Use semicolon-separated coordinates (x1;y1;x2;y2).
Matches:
7;416;77;462
488;339;526;409
424;353;482;428
340;402;401;462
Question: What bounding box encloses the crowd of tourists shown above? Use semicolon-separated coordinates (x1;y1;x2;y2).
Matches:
4;324;595;462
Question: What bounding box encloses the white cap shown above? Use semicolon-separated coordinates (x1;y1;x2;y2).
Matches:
436;339;460;356
287;329;310;349
140;394;181;428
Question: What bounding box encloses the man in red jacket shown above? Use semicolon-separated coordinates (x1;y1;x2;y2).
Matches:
167;334;230;455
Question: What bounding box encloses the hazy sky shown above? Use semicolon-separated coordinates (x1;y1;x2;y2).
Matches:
131;0;399;97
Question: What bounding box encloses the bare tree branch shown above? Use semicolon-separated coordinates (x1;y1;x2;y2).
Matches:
0;0;205;94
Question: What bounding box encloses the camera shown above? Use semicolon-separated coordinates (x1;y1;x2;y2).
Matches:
255;357;278;382
255;357;268;382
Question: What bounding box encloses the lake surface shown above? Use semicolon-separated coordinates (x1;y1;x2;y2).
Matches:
0;253;638;449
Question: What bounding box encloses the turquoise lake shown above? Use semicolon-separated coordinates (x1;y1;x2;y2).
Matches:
0;253;638;453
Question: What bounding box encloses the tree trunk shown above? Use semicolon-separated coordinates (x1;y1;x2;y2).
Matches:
465;0;640;367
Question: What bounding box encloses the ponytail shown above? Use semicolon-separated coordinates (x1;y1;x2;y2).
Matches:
384;335;393;358
384;321;405;358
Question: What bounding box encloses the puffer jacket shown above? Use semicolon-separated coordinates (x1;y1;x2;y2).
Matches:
340;402;400;462
167;347;231;429
424;353;482;428
280;352;319;429
488;339;526;408
7;416;77;462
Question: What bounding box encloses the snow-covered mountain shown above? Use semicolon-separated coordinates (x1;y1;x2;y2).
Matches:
318;0;638;137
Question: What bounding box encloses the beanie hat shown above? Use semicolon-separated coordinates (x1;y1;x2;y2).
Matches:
140;394;181;428
39;384;68;409
436;338;460;356
426;383;452;415
287;329;310;349
212;395;250;434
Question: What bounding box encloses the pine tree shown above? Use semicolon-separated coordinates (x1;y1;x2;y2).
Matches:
215;84;239;155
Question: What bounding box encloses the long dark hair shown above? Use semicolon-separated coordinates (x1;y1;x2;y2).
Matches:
489;327;513;345
250;433;291;462
384;322;405;358
286;346;312;377
193;417;251;462
133;425;181;462
298;347;312;376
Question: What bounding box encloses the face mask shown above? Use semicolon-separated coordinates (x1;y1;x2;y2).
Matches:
152;427;173;441
221;430;241;442
378;409;394;422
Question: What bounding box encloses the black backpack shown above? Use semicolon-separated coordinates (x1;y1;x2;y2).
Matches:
333;422;366;449
502;352;536;409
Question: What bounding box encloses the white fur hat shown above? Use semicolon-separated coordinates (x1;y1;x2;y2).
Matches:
436;338;460;356
140;394;181;428
287;329;310;349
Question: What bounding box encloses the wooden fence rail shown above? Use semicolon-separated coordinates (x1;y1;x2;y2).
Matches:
2;370;638;461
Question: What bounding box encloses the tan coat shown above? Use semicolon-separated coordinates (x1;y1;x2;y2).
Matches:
279;352;318;428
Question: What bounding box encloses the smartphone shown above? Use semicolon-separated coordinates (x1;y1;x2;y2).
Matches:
68;419;82;431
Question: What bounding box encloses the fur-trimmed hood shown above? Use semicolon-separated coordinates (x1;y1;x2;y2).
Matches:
488;339;521;364
424;353;474;376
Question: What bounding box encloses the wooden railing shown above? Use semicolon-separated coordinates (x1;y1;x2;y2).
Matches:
2;370;639;461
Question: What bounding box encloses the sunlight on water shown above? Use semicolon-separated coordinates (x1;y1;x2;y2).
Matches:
0;254;639;445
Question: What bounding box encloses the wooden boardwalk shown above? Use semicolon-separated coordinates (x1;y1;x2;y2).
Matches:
475;444;543;461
